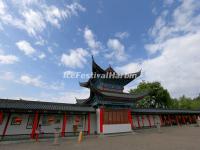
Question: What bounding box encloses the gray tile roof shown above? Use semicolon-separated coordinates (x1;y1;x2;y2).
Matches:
0;99;95;112
132;108;200;114
101;91;148;99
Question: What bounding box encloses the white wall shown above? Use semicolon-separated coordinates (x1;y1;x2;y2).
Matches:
0;111;163;137
103;124;131;134
132;115;138;128
38;114;62;133
0;113;8;135
96;109;100;134
132;115;161;128
90;113;97;134
6;113;32;135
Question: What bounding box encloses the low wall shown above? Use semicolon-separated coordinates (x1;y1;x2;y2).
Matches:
103;124;131;134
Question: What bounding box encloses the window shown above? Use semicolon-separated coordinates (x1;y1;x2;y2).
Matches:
103;109;129;124
26;114;35;129
11;116;22;125
41;114;61;126
72;115;84;132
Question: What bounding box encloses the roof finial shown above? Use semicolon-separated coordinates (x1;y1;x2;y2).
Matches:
91;55;94;61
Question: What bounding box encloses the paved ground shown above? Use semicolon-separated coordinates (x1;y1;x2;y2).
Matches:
1;126;200;150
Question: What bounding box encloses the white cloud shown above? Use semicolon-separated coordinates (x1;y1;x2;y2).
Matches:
47;47;53;54
20;75;44;87
106;38;127;61
117;0;200;98
0;71;14;80
0;87;5;91
38;53;46;59
40;89;90;104
35;37;47;46
16;40;36;56
116;62;141;74
84;27;102;55
163;0;174;6
22;9;46;36
44;3;85;28
61;48;89;68
19;74;64;90
147;0;200;54
0;54;19;64
48;82;64;91
0;1;86;37
114;32;129;39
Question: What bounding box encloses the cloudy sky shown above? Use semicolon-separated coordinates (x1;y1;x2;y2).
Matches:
0;0;200;103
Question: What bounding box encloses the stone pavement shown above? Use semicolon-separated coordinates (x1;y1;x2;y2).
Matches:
1;126;200;150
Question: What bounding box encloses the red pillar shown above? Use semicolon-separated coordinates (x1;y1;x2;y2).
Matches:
159;115;163;126
100;108;104;133
61;113;67;137
188;115;192;124
128;110;134;129
168;115;172;126
31;111;39;139
163;116;166;125
147;115;152;127
175;115;179;126
136;115;141;128
182;115;186;124
0;111;3;124
88;112;91;135
2;112;11;139
142;115;145;127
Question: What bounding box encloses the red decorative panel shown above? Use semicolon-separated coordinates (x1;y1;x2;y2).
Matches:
103;109;129;124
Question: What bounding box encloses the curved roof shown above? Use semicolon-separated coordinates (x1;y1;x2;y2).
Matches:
79;57;141;88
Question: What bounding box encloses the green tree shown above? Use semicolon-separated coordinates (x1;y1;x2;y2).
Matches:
178;95;192;109
129;81;171;108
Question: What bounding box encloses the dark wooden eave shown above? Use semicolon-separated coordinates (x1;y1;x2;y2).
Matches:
92;56;106;74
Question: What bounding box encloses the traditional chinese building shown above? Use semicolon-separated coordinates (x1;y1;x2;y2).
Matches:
76;57;148;133
0;58;200;141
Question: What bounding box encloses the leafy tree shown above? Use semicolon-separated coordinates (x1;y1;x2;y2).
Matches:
178;95;192;109
130;81;171;108
170;94;200;110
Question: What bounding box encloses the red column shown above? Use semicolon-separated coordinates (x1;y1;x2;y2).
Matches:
159;115;163;126
142;115;145;127
88;112;91;135
188;115;192;124
100;108;104;133
168;115;172;126
182;115;186;124
2;112;11;139
147;115;152;127
175;115;179;126
61;113;67;137
31;111;39;139
0;111;3;124
128;110;134;129
136;115;141;128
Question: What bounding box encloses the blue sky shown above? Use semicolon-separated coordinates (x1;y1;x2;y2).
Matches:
0;0;200;103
